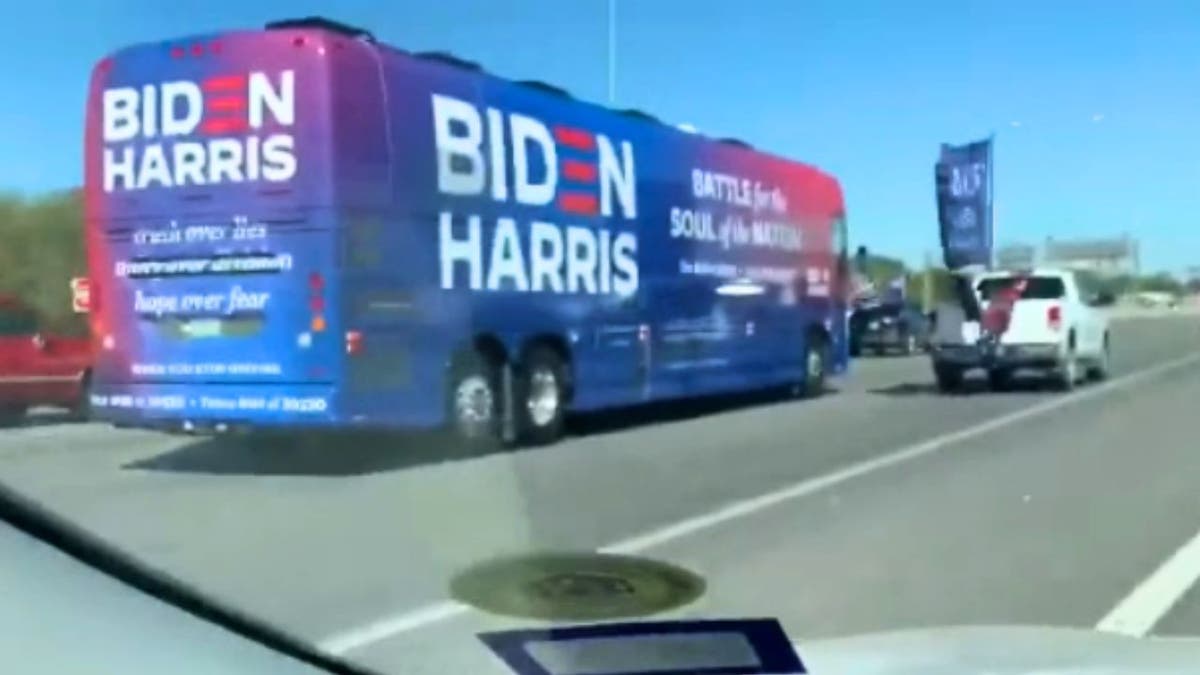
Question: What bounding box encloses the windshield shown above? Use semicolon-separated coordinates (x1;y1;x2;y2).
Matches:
4;5;1200;675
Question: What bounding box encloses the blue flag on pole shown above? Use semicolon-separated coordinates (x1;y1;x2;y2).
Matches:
935;138;993;269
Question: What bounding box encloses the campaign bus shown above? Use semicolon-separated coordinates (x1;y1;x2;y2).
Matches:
84;17;850;444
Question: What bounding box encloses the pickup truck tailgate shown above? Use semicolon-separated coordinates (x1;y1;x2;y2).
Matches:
997;299;1063;345
932;301;980;345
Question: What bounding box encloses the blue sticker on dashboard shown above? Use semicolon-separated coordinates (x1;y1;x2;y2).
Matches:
478;618;806;675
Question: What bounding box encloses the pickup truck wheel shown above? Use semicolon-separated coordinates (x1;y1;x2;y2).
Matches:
1087;335;1111;381
1053;355;1078;392
0;405;27;428
987;368;1014;392
934;365;963;393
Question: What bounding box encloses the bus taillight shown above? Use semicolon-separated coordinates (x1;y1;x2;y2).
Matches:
345;331;364;356
308;272;325;331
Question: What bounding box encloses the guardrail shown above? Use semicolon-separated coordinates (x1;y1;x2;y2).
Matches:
1103;305;1200;320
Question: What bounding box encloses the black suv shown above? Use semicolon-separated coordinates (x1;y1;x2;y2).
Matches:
849;302;931;356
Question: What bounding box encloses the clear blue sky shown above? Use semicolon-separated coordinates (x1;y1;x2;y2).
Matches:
4;0;1199;272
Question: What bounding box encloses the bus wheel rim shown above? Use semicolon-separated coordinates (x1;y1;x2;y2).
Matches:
807;347;823;379
455;376;494;427
527;369;559;427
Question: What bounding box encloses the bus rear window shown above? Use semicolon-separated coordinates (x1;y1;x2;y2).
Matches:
977;276;1066;301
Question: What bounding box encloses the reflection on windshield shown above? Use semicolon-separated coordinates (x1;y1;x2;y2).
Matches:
0;5;1198;675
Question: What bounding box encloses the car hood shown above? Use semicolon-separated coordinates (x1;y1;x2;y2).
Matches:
797;625;1200;673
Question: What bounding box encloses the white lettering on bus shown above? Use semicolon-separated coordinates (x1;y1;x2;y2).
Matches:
430;92;640;297
101;70;297;192
438;212;637;296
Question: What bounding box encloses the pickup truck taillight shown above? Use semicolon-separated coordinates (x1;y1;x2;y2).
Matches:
1047;305;1062;331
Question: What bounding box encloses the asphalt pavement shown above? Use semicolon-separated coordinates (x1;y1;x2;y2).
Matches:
1;315;1199;674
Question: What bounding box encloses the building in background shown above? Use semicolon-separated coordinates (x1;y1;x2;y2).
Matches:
995;243;1037;270
1043;235;1139;278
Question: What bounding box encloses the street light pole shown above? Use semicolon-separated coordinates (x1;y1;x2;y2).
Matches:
988;130;997;269
607;0;617;104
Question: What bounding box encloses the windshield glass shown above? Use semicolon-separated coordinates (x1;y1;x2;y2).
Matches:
4;4;1200;675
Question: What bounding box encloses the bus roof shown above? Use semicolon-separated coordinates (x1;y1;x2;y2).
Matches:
98;15;842;197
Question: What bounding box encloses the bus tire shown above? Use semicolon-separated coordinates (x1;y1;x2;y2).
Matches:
447;351;503;448
801;330;829;398
517;345;567;445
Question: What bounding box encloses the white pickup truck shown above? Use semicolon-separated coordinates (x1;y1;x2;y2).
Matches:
929;268;1112;392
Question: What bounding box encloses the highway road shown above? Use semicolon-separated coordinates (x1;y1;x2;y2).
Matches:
1;315;1199;673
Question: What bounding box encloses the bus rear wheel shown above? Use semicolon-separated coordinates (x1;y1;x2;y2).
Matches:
801;332;829;398
448;352;502;448
517;346;567;445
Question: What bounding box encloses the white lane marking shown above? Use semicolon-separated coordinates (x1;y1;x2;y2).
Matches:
319;351;1200;656
1096;526;1200;636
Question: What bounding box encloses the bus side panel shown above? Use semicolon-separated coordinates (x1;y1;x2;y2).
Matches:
355;51;846;425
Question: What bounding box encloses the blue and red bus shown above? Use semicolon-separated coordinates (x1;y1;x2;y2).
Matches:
84;17;850;444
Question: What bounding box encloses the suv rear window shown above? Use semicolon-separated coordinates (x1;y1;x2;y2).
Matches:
853;304;902;321
0;308;37;336
976;276;1066;301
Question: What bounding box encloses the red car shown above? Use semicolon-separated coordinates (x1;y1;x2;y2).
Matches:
0;296;92;426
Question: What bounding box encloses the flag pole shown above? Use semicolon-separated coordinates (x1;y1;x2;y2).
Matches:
988;131;996;269
922;250;934;313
